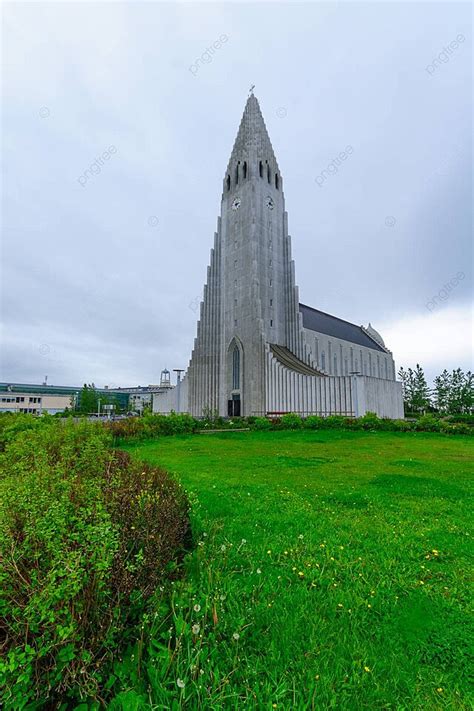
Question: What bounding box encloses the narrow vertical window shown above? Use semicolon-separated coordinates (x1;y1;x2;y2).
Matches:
267;163;271;183
275;173;279;189
232;346;240;390
321;352;326;370
226;175;231;191
235;163;239;184
243;161;247;179
259;161;263;178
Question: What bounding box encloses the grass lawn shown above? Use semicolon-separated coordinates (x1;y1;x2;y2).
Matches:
120;430;473;710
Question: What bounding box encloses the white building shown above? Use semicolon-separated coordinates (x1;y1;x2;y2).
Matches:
154;93;403;419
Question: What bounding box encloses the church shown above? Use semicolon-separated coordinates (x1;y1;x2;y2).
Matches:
154;93;403;419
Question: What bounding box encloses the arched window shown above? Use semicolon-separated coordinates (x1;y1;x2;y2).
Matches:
259;161;263;178
243;161;247;179
226;175;231;191
275;173;279;189
232;346;240;390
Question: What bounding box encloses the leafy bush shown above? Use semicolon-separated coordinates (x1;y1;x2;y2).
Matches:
391;419;414;432
253;417;272;430
415;414;441;432
439;421;471;435
303;415;325;430
280;413;303;429
0;422;190;708
105;413;199;441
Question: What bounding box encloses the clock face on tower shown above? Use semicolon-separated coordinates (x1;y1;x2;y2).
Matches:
231;198;241;211
265;196;274;210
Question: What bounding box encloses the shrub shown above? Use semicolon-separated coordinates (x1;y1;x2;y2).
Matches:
439;421;472;435
391;419;414;432
0;422;190;708
252;417;272;430
415;414;440;432
321;415;346;429
280;413;303;429
303;415;325;430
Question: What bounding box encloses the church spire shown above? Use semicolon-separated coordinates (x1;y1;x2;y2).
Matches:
224;93;281;191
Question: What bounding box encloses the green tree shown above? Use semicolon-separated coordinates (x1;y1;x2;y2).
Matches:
433;369;451;413
411;364;431;414
78;383;99;414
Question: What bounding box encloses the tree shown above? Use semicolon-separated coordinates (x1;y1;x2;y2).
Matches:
433;369;451;413
78;384;99;414
410;364;431;414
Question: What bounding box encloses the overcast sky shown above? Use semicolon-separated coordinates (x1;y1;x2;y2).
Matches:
1;1;472;388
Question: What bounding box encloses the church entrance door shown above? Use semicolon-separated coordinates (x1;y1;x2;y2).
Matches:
227;393;241;417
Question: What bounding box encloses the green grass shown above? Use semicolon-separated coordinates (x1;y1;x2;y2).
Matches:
120;430;473;710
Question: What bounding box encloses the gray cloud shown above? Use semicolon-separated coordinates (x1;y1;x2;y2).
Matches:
1;1;472;387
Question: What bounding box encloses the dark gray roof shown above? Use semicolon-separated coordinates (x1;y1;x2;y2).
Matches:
299;303;386;352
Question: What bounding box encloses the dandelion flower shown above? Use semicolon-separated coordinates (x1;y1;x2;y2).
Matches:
233;632;240;640
193;604;201;612
337;603;343;608
437;687;443;693
192;624;200;635
177;679;185;688
364;666;371;673
298;571;304;577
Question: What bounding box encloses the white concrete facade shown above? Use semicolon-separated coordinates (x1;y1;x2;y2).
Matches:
154;93;403;419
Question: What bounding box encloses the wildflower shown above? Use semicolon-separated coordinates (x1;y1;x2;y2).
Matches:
241;539;247;544
221;544;226;552
320;544;325;548
177;679;185;688
437;687;443;693
364;666;371;673
299;534;304;539
193;604;201;612
337;603;343;608
200;669;204;675
256;568;262;574
367;604;372;608
233;632;240;640
284;551;288;555
432;549;439;556
267;550;272;554
315;674;320;680
298;571;304;577
192;624;200;635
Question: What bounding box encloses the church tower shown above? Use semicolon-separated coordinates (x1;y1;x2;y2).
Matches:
154;92;404;420
186;92;305;417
